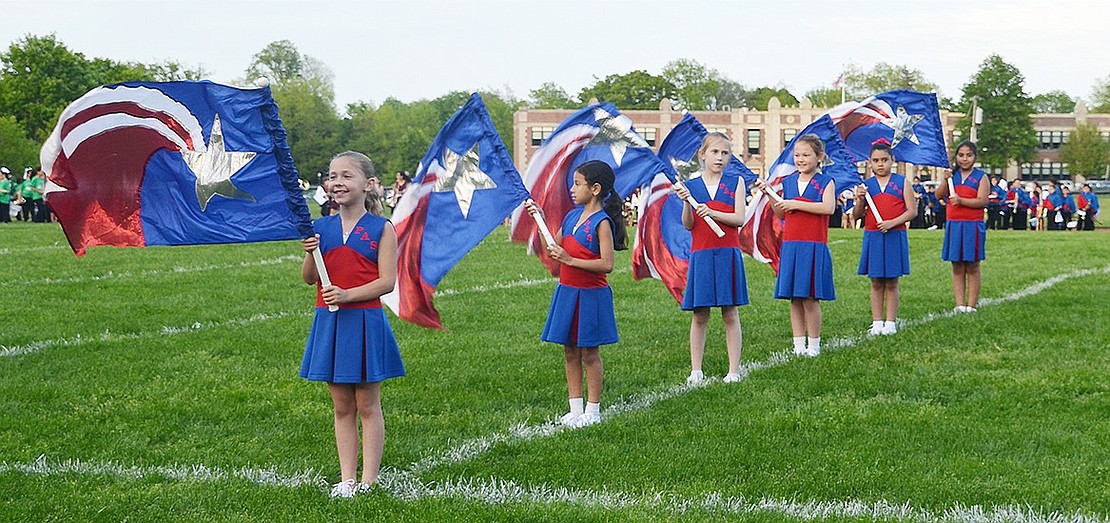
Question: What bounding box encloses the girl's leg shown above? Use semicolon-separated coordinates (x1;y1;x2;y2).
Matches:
789;299;806;337
581;347;603;404
951;262;967;308
884;278;900;321
354;382;384;485
564;345;584;399
802;299;822;338
721;306;742;375
689;308;710;374
966;261;981;308
327;383;359;482
869;278;884;322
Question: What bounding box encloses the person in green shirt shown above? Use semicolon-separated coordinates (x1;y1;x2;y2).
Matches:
0;167;12;223
16;171;33;221
29;169;47;222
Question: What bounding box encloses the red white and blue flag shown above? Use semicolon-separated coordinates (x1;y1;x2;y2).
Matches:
381;93;530;330
740;115;861;273
41;81;313;256
509;103;665;275
632;113;756;303
825;90;950;168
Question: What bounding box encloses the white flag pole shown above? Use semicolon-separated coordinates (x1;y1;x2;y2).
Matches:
526;199;559;248
674;181;725;238
761;185;785;203
311;247;339;313
947;178;958;206
863;190;885;225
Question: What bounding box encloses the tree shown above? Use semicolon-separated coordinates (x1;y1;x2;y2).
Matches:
1058;123;1110;177
748;87;798;111
1090;76;1110;113
0;34;99;142
578;70;677;110
0;115;39;169
1032;90;1075;113
528;82;577;109
271;79;341;179
245;40;334;100
955;54;1038;168
142;60;209;82
661;59;720;110
803;86;843;108
839;62;939;100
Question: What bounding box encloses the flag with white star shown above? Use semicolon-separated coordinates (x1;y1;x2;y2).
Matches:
740;115;860;273
509;102;666;276
825;90;950;168
381;93;530;330
632;113;757;303
40;81;313;256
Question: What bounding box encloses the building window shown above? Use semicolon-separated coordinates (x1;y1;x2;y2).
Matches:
976;163;1005;176
530;126;554;146
1021;162;1069;181
783;128;797;147
1036;130;1068;150
747;129;761;155
639;127;657;147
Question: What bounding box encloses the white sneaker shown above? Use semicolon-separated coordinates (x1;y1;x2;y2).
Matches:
559;411;581;427
805;347;820;357
965;306;978;313
879;323;896;335
793;346;807;356
953;306;967;313
686;370;705;385
867;325;883;336
723;372;744;383
572;411;601;428
329;479;357;499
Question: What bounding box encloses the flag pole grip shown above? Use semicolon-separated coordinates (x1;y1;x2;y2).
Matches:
312;247;339;313
863;190;885;226
947;178;958;206
526;199;559;248
675;181;725;237
761;185;785;203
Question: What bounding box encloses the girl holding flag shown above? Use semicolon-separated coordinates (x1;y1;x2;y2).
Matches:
300;151;405;498
936;141;990;313
852;139;916;335
525;160;624;428
755;134;837;357
672;132;749;384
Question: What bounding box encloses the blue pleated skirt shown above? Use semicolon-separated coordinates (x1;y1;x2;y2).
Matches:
941;220;986;262
541;284;618;347
858;229;911;278
681;247;750;310
300;307;405;383
775;241;836;300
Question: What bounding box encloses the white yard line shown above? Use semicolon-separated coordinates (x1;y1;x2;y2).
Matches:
0;255;302;288
0;454;324;489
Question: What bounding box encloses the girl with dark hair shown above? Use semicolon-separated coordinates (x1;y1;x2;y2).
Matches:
672;132;749;384
936;141;990;313
525;160;625;428
852;139;916;335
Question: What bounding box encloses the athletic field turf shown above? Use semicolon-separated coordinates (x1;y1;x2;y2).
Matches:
2;222;1108;522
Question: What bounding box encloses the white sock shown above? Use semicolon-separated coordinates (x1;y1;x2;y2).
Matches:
807;337;821;352
793;336;806;351
584;402;600;416
884;320;896;330
871;320;882;330
568;397;584;415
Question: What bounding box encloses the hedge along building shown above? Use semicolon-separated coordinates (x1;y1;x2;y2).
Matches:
514;97;1110;184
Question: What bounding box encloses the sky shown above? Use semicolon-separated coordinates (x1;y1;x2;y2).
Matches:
3;0;1109;113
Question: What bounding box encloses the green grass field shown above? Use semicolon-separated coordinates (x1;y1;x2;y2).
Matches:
1;222;1108;522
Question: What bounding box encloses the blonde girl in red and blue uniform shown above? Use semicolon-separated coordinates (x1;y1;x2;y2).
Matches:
672;132;748;385
525;160;625;428
755;134;837;357
936;140;990;313
300;151;404;498
852;139;916;335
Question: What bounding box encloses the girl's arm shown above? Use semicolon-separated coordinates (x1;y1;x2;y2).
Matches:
753;178;786;220
547;218;614;274
321;223;399;305
301;235;320;284
851;186;867;222
705;179;746;228
674;183;696;231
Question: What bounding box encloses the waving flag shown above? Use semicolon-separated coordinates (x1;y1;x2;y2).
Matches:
381;93;530;330
509;103;665;275
41;81;312;256
826;90;950;168
740;115;861;273
632;113;757;303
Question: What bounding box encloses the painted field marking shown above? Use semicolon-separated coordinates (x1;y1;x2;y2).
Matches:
0;255;302;288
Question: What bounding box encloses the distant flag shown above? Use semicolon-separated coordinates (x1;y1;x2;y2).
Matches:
632;113;756;303
509;103;665;275
41;81;313;256
826;90;950;168
740;115;861;273
831;74;844;89
381;93;530;330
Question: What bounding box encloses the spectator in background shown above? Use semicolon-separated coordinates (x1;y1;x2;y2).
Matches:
1006;177;1031;230
18;169;34;222
0;167;12;223
1077;183;1100;230
1061;185;1077;230
388;171;410;209
909;176;928;229
985;176;1004;230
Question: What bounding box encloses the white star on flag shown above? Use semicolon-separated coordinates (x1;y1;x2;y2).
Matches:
884;105;925;148
433;141;497;219
181;114;259;211
668;156;702;182
589;107;647;167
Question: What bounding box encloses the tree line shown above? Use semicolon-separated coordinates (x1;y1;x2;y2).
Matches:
2;35;1109;183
